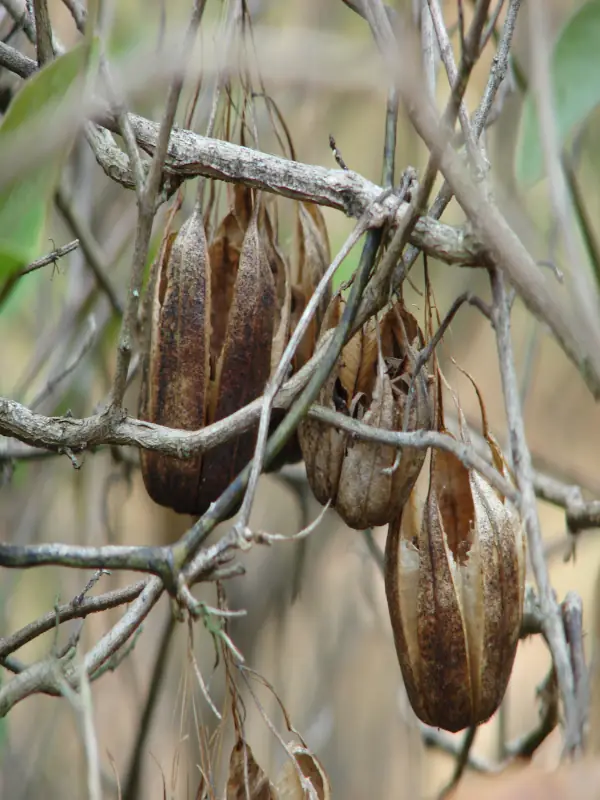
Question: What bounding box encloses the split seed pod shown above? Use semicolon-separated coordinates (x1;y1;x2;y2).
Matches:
298;300;433;529
268;200;333;471
290;202;332;373
384;380;526;732
139;190;276;516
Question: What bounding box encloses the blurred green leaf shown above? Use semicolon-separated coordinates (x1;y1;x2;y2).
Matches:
0;42;94;277
516;0;600;187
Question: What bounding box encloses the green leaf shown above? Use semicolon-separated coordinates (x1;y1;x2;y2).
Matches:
0;42;93;277
516;0;600;187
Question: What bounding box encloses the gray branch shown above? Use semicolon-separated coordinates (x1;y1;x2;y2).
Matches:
100;113;490;267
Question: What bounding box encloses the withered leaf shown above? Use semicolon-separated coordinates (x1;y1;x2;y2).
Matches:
226;739;276;800
275;744;331;800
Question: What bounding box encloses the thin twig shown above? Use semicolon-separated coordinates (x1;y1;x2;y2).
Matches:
420;725;495;773
32;0;53;66
527;0;599;354
59;667;102;800
401;0;523;274
504;669;558;759
110;0;208;409
29;316;96;411
420;0;437;101
123;612;176;800
426;0;481;167
55;188;123;316
0;581;147;659
438;725;477;799
310;404;518;503
0;239;79;309
490;267;581;754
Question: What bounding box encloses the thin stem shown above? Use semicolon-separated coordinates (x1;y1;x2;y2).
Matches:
490;268;581;754
123;612;176;800
110;0;208;408
0;239;79;309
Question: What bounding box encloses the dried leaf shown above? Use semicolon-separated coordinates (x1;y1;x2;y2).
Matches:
226;739;276;800
275;744;331;800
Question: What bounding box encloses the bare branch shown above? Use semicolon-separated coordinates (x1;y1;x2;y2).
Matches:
490;268;581;754
0;581;147;659
109;0;208;409
0;239;79;308
32;0;53;66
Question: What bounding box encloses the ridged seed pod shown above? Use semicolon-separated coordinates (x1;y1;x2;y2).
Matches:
298;300;433;529
384;398;526;732
139;190;276;516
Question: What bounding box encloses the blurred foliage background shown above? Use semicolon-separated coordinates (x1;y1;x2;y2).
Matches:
2;0;600;798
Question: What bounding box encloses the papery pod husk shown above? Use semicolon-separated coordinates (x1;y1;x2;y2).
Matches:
298;298;433;530
384;397;527;732
275;743;332;800
226;738;276;800
140;188;277;518
291;201;331;359
139;207;211;515
260;202;305;471
262;200;332;471
208;184;253;357
261;203;291;376
198;196;276;510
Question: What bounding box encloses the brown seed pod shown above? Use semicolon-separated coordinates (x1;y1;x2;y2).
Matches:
199;199;276;508
267;200;333;471
298;299;433;529
384;384;526;732
139;189;277;517
139;207;210;515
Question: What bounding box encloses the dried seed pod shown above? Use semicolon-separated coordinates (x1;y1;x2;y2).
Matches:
266;201;332;471
298;299;433;529
199;200;276;507
384;389;526;732
139;189;278;517
294;202;331;330
289;201;332;370
139;207;210;515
